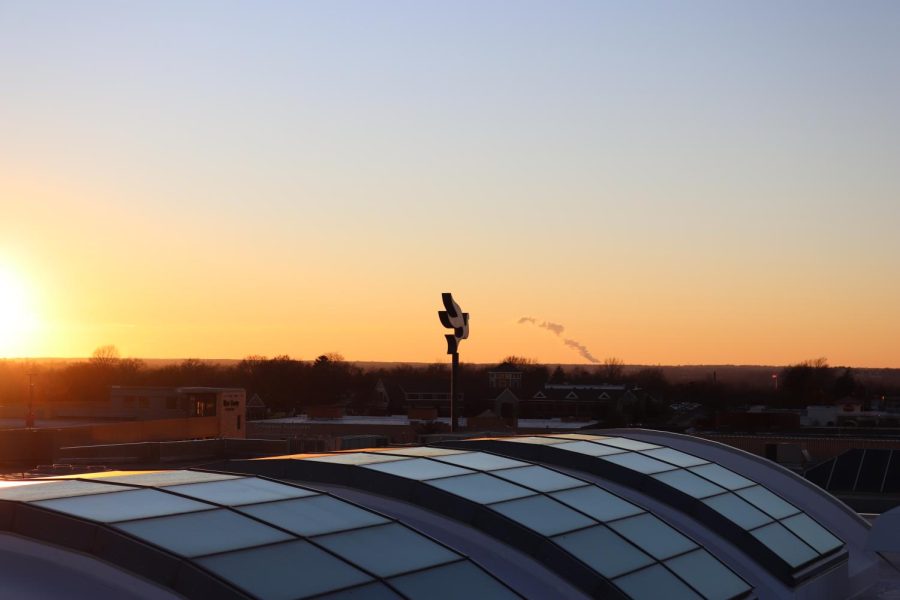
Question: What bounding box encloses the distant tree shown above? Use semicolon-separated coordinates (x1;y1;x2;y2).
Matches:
90;345;121;368
600;357;625;382
499;356;536;366
550;365;566;384
780;357;833;406
833;368;857;400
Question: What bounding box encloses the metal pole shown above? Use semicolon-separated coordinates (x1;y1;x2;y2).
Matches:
26;373;35;428
451;352;459;432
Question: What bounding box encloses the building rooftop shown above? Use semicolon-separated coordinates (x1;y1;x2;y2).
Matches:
0;429;897;599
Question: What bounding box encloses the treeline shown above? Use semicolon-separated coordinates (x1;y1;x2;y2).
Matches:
0;348;893;418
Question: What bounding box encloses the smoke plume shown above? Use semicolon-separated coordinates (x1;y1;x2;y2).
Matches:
518;316;600;364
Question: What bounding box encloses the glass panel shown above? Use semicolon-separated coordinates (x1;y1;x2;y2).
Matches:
688;464;754;490
641;448;708;468
317;582;403;600
490;495;595;536
115;508;292;557
703;493;773;529
781;514;843;554
389;560;520;600
652;470;726;499
427;473;535;504
543;433;610;441
608;514;696;560
238;495;388;536
614;564;702;600
595;437;660;451
553;441;627;457
504;436;570;445
666;549;751;600
304;453;410;465
491;466;585;492
167;477;315;506
197;540;372;600
314;523;459;577
433;452;528;471
600;453;678;474
750;522;818;567
0;480;128;502
553;525;654;578
735;486;800;520
93;470;240;487
33;489;212;522
551;486;643;522
373;447;467;457
364;458;473;481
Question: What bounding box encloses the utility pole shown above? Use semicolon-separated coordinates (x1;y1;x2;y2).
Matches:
438;293;469;433
26;373;36;428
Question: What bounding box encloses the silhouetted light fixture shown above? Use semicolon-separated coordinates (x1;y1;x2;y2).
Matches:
438;293;469;432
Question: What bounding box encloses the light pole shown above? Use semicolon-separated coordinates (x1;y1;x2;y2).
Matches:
438;293;469;433
26;373;36;428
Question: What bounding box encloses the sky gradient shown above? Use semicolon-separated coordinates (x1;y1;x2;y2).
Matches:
2;2;899;366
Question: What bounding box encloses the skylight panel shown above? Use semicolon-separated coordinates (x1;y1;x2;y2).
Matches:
490;495;595;536
114;508;292;557
734;486;800;520
426;473;536;504
651;470;726;499
553;525;654;578
594;437;661;451
304;453;410;466
599;452;678;475
167;477;315;506
613;564;702;600
665;549;751;600
641;448;708;468
388;560;521;600
93;470;240;487
238;495;388;537
197;540;373;600
363;458;473;481
551;486;644;522
607;514;697;560
552;441;628;457
33;488;212;522
490;465;585;492
314;523;459;577
372;447;467;457
703;493;774;530
0;479;127;502
780;514;843;554
750;522;818;568
688;464;754;491
432;452;528;471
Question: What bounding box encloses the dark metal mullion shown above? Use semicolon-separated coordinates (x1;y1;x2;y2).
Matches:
824;455;837;489
852;449;866;492
880;450;894;493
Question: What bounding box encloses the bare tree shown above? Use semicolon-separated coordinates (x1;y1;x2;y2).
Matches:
600;357;625;382
90;345;121;368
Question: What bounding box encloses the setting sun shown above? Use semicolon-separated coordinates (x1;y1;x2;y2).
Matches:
0;265;39;357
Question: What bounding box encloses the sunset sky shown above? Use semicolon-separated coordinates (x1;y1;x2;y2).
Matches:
2;2;899;366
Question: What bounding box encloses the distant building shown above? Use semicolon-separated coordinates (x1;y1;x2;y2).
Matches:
488;365;523;390
520;383;649;420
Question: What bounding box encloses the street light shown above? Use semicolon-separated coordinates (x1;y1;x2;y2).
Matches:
438;293;469;432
